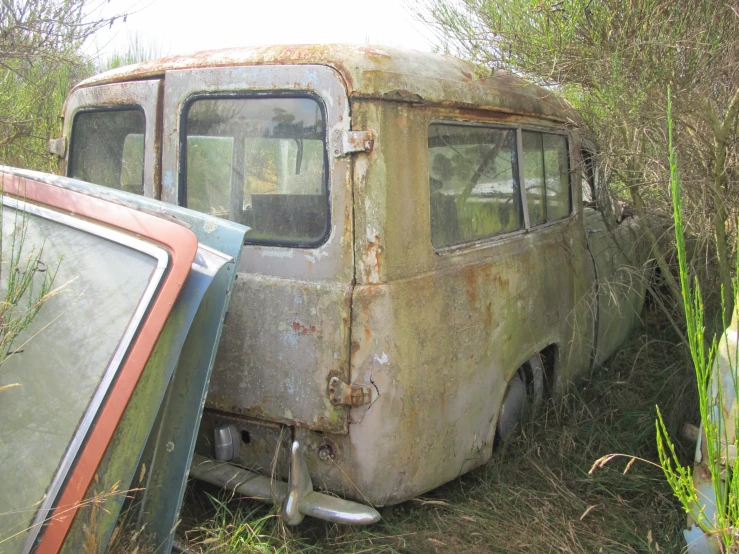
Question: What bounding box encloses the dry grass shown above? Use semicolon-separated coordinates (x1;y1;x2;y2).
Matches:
180;314;697;553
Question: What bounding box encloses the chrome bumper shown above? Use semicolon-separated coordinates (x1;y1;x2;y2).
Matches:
189;441;381;525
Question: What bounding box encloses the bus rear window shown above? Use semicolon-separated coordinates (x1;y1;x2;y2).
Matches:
182;96;328;247
68;108;145;195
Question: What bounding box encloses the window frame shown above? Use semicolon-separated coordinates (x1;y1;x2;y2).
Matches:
427;120;524;249
528;129;572;223
67;105;147;195
428;120;573;251
178;91;331;249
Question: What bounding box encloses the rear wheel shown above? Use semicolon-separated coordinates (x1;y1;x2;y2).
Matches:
496;354;545;441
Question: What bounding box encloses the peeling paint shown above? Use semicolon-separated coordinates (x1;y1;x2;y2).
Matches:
372;353;388;365
260;249;295;259
73;45;578;124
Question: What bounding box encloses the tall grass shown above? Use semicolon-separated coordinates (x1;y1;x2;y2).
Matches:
0;57;83;173
96;34;163;73
0;35;163;175
654;89;739;552
0;204;60;383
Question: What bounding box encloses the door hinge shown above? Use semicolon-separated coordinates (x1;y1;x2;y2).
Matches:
331;130;374;157
48;137;67;158
328;376;372;407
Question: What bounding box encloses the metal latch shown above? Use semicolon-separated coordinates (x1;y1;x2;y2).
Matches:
328;376;372;407
48;137;67;158
331;130;374;157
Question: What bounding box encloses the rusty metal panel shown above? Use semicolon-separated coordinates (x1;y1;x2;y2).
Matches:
62;80;162;198
208;99;596;505
342;100;595;504
208;275;353;433
341;244;593;504
195;98;609;507
195;98;640;506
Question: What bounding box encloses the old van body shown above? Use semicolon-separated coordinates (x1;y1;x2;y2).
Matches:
53;45;646;524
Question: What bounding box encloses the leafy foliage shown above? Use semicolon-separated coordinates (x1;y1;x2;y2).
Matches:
0;0;131;172
415;0;739;325
655;88;739;553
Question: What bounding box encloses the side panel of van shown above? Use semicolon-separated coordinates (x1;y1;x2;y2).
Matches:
584;209;647;363
287;100;597;505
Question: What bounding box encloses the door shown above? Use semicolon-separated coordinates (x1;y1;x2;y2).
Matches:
0;167;248;554
160;65;356;433
582;150;646;363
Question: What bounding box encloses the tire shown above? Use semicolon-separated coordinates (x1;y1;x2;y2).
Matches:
496;354;545;441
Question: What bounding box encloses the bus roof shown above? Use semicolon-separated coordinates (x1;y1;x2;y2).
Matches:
77;44;577;123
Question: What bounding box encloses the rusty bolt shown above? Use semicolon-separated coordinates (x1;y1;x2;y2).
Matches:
328;376;339;404
318;445;335;461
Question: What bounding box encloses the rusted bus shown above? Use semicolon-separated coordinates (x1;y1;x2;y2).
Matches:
51;45;647;522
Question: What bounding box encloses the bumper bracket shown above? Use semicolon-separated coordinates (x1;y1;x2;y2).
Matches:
190;441;380;526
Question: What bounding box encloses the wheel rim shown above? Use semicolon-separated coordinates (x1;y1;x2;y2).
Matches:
496;354;545;440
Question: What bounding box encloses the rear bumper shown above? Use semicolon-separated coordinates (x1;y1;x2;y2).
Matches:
189;441;380;525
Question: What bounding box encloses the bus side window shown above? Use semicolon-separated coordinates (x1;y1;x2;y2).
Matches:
581;149;596;207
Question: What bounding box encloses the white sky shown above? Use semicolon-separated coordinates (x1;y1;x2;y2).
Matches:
88;0;435;61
